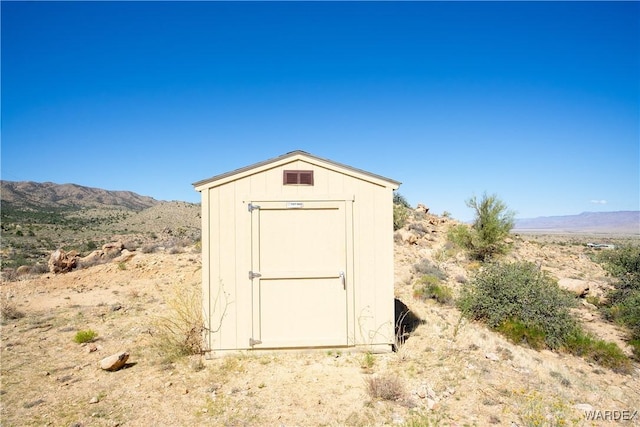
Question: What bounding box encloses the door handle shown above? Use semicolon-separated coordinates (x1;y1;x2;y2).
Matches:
339;271;345;289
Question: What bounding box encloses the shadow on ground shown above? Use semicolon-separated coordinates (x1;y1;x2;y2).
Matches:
394;298;424;351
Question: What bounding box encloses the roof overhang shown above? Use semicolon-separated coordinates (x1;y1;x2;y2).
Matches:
193;150;401;192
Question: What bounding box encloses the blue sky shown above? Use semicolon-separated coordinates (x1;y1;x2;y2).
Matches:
2;1;638;221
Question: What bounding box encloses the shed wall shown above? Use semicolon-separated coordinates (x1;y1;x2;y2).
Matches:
201;159;395;351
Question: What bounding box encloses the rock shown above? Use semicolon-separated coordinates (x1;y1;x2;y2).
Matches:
415;204;429;214
574;403;594;412
48;249;79;274
89;396;99;404
16;265;31;276
395;229;419;245
485;352;500;362
415;382;437;400
113;249;135;263
99;351;129;371
102;241;124;257
79;250;103;265
558;278;590;297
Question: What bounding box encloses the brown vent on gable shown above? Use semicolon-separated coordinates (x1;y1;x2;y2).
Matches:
283;170;314;185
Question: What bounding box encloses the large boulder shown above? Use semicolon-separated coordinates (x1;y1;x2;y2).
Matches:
48;249;79;274
395;229;419;245
415;204;429;215
558;278;590;297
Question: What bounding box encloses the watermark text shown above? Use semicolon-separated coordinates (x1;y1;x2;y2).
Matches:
584;410;638;421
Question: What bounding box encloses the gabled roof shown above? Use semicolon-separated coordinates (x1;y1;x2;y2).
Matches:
193;150;401;191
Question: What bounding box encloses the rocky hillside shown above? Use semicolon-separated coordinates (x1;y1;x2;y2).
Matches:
1;181;200;270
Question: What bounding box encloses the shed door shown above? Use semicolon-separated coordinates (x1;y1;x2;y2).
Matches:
250;200;349;348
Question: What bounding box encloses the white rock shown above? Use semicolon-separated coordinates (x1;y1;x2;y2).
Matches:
573;403;594;412
485;352;500;362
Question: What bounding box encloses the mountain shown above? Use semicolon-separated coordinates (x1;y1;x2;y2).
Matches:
1;181;200;269
1;181;160;211
513;211;640;234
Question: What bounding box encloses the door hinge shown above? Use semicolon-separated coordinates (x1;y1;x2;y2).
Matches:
249;338;262;346
248;203;260;212
249;271;262;280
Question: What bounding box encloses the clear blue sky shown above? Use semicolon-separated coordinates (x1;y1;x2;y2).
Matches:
2;1;638;221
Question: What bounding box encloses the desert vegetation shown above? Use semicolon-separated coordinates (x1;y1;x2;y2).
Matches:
448;192;515;260
1;184;638;426
595;245;640;359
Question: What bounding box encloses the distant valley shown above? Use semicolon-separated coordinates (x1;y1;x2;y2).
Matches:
514;211;640;235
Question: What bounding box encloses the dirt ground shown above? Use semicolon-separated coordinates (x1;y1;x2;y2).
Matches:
1;229;639;426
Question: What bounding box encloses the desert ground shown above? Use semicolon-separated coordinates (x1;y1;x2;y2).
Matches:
1;215;639;426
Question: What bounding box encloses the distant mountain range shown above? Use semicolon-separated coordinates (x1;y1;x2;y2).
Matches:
2;181;638;236
1;181;160;211
513;211;640;235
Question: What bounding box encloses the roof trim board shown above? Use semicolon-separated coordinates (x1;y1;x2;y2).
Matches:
193;150;401;191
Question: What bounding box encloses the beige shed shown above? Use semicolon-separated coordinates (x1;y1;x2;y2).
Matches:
193;150;400;353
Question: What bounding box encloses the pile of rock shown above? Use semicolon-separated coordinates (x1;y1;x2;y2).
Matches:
48;241;134;274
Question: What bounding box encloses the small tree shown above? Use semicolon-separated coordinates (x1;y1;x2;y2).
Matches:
465;192;515;260
393;191;410;230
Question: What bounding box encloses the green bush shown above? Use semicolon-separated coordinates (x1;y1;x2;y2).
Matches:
393;204;409;231
448;224;473;249
393;192;411;208
458;261;577;349
74;329;97;344
596;246;640;359
413;275;453;304
449;193;515;261
564;330;633;374
459;261;633;371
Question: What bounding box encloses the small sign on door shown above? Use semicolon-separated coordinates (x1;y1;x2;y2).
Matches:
286;202;304;209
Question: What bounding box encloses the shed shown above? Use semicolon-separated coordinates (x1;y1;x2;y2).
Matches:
193;150;400;353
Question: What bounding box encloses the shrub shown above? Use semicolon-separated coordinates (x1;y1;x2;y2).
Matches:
393;192;411;208
460;261;633;371
366;373;405;401
141;244;157;254
393;204;409;231
74;329;97;343
1;298;25;322
564;330;633;374
596;246;640;359
153;282;205;361
496;318;546;350
449;193;515;260
448;224;473;250
458;261;577;350
414;275;453;305
413;258;446;279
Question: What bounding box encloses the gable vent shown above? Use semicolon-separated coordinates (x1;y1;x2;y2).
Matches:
283;170;314;186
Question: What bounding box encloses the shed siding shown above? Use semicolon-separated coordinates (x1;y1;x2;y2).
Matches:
198;153;398;352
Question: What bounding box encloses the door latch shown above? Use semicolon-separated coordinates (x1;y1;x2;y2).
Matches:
339;271;346;289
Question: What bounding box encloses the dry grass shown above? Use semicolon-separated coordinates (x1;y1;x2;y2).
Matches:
366;373;406;401
152;281;205;361
1;296;25;322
